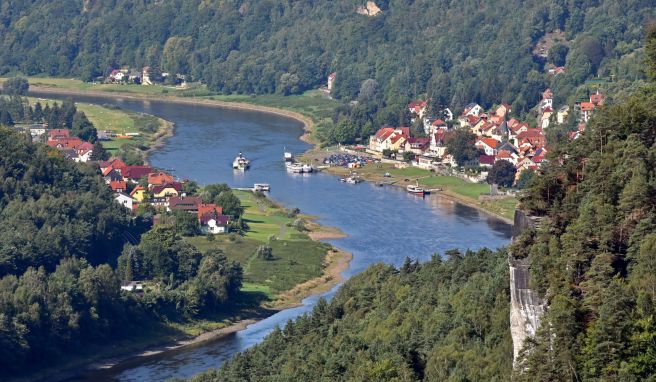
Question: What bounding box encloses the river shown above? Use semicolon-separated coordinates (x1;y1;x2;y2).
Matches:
32;92;512;382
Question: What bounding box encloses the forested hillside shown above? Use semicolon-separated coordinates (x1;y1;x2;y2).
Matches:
0;0;652;114
510;27;656;380
0;128;243;378
185;30;656;381
190;249;512;381
0;127;128;275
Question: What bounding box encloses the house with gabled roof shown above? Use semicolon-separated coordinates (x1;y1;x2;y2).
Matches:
368;127;410;153
428;130;447;158
122;165;153;183
408;100;428;119
152;182;182;199
148;172;175;187
200;213;230;234
463;103;483;117
475;138;501;156
110;180;127;193
168;196;202;213
404;137;430;154
115;192;134;211
130;185;148;202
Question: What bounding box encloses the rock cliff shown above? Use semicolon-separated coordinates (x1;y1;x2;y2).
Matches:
509;210;546;364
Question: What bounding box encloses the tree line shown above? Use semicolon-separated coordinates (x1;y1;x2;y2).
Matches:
0;127;244;378
0;0;652;128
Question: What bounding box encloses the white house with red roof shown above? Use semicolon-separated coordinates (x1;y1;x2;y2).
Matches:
408;100;428;120
368;127;410;153
475;138;501;156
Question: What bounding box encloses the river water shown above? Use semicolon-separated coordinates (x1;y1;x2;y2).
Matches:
33;92;512;381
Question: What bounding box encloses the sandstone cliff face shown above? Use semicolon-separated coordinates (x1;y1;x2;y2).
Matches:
509;210;546;364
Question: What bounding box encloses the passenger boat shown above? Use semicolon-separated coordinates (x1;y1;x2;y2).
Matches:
232;152;250;170
286;163;304;173
254;183;271;192
406;184;425;196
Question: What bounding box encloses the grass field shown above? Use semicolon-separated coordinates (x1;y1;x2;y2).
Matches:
10;76;339;128
185;190;331;298
324;162;517;220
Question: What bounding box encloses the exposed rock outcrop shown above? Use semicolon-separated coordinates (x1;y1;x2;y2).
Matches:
509;210;547;364
356;1;382;17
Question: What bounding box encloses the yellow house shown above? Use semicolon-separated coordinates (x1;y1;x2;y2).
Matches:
152;183;181;198
130;185;148;202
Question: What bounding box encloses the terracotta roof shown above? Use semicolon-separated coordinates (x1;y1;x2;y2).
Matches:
102;167;114;177
75;142;94;152
109;158;127;171
148;172;175;186
374;127;395;141
110;180;127;192
130;185;146;197
47;137;83;149
197;204;223;220
478;138;500;149
431;119;446;127
397;127;410;138
580;102;594;112
48;129;70;139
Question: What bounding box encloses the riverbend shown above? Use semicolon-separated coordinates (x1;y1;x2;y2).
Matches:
30;90;512;382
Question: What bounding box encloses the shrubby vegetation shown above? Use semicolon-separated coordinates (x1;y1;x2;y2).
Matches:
190;249;512;381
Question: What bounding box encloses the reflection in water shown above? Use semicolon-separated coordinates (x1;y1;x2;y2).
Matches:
33;92;512;382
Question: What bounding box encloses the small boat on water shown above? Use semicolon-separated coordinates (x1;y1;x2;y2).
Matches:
302;164;314;173
341;176;363;184
254;183;271;192
284;150;294;163
406;184;426;196
233;152;250;170
286;163;304;173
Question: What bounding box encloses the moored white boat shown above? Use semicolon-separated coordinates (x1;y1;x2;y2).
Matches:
286;162;304;173
406;184;425;195
254;183;271;192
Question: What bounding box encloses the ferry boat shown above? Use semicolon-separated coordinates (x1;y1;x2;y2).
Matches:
232;152;250;170
286;163;304;173
406;184;426;196
254;183;271;192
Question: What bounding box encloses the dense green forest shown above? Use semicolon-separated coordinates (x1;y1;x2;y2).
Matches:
510;27;656;381
0;128;244;378
190;249;512;382
0;0;652;117
185;29;656;381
